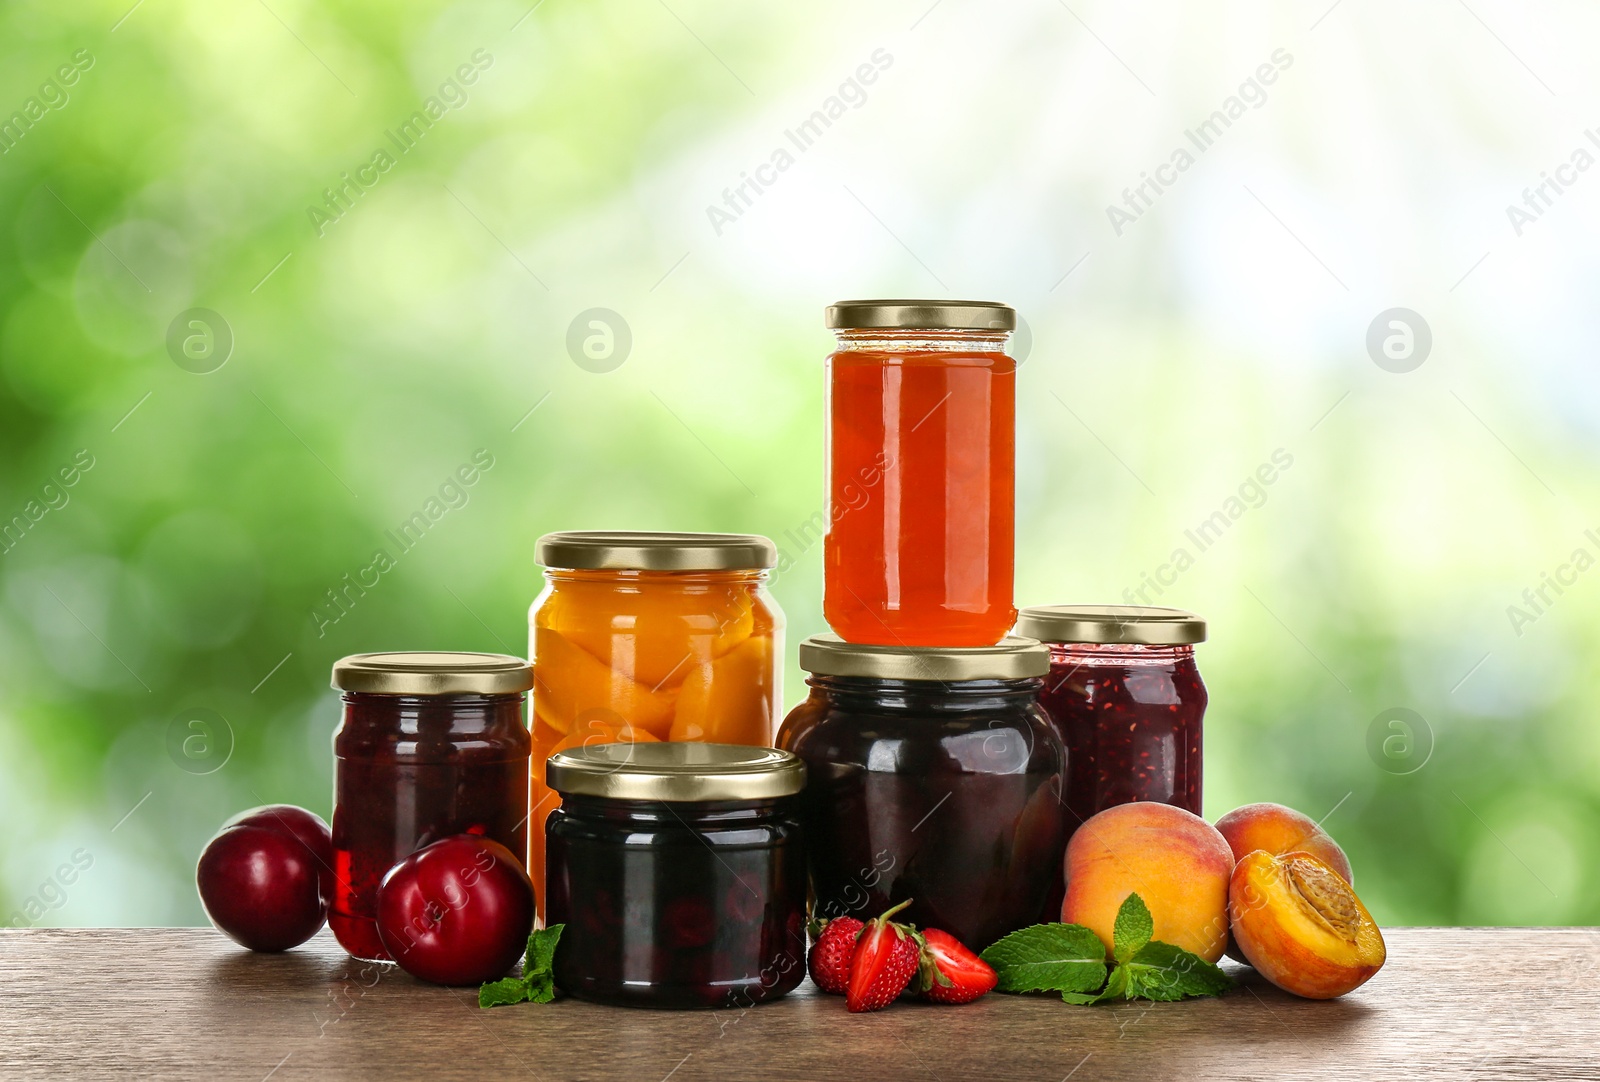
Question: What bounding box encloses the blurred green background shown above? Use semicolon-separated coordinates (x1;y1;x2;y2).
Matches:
2;0;1596;929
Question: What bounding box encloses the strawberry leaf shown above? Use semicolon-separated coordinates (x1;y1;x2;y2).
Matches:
1111;892;1153;965
980;923;1107;995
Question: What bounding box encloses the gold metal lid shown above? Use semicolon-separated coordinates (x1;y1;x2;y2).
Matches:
825;299;1016;332
331;652;534;695
1015;605;1207;645
536;531;777;571
798;633;1048;681
546;742;805;802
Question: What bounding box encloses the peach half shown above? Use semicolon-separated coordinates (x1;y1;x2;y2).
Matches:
1228;850;1385;999
1062;801;1233;963
1216;802;1353;884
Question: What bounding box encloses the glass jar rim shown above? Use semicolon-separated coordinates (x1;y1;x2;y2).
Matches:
536;531;777;571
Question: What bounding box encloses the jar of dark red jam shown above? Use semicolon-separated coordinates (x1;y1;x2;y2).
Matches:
823;300;1018;647
545;742;807;1009
777;635;1065;950
330;652;533;962
1016;605;1208;836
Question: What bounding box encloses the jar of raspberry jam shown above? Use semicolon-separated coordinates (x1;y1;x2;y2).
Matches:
330;652;533;962
777;635;1065;950
545;742;807;1009
1016;605;1208;834
823;300;1018;647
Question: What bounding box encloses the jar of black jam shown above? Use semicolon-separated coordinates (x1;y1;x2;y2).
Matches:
545;742;807;1009
777;635;1065;950
1016;605;1208;835
330;652;533;962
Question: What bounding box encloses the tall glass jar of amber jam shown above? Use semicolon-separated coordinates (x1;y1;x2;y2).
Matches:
330;652;533;962
528;532;783;911
824;300;1017;647
1016;605;1208;836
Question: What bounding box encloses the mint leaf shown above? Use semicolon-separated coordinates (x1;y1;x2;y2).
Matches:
1123;941;1233;1001
980;923;1107;995
478;978;531;1008
479;925;566;1008
528;924;564;975
1112;892;1153;965
1063;965;1128;1004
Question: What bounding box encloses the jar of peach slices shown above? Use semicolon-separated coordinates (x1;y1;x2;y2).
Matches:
528;531;783;911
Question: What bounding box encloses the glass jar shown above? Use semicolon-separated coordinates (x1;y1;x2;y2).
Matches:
545;742;808;1009
1017;605;1208;833
823;300;1018;647
777;634;1064;950
528;531;783;910
329;652;533;962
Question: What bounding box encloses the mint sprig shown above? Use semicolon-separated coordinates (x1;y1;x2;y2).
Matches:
978;922;1107;996
478;924;564;1008
982;893;1232;1005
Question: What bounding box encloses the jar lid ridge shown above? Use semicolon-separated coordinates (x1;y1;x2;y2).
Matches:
331;651;534;695
797;633;1048;681
1015;605;1207;645
546;742;805;802
536;531;777;571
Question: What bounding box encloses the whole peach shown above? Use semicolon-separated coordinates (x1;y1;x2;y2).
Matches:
1215;802;1352;883
1062;801;1233;963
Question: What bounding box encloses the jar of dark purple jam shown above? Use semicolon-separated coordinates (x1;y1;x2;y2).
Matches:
545;743;807;1009
778;635;1065;950
330;652;533;963
1016;605;1207;835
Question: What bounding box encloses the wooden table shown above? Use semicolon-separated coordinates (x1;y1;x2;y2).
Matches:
2;928;1597;1080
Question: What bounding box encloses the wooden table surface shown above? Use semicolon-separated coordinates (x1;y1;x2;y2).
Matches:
2;927;1597;1080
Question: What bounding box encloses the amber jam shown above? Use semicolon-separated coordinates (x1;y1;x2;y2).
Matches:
823;302;1018;647
777;636;1065;950
545;743;807;1009
529;531;784;917
329;652;533;962
1017;606;1208;837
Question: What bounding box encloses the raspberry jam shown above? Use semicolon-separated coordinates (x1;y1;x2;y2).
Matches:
823;301;1018;647
777;636;1066;949
329;653;533;962
545;743;807;1009
1017;606;1208;834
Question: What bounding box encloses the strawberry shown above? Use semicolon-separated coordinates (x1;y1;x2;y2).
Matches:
916;927;998;1004
845;900;922;1013
808;915;865;995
